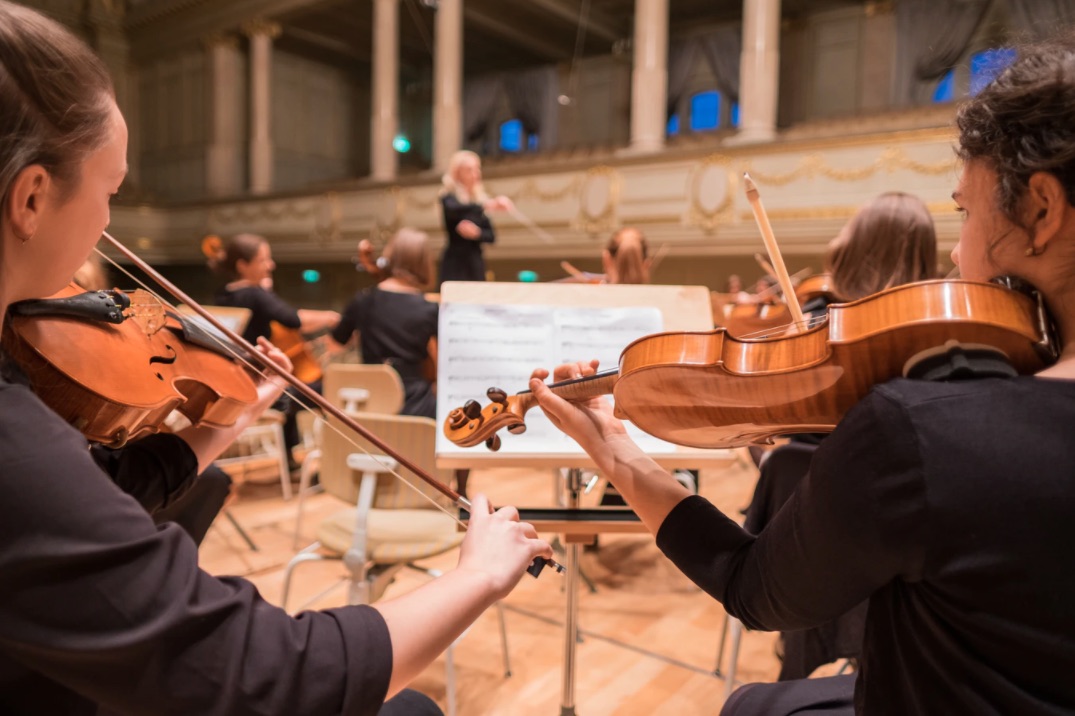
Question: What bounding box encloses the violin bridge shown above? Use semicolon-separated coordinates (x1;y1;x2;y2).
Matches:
122;289;167;337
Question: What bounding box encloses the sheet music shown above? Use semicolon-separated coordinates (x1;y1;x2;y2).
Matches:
436;302;676;455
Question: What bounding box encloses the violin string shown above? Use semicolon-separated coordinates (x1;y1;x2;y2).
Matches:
734;312;828;341
93;247;471;530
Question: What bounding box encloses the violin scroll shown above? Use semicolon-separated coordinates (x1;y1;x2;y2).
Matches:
443;386;533;450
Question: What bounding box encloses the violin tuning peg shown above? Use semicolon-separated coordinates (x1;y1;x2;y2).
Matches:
485;434;502;452
462;400;482;420
508;423;526;435
487;387;508;405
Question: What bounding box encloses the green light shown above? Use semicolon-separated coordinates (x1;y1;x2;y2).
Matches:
392;134;411;153
518;270;538;283
302;269;321;283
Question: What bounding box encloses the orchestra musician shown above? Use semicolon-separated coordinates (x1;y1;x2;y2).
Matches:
208;232;340;470
343;231;476;496
602;226;652;285
741;190;939;681
332;229;439;420
438;150;513;285
529;35;1075;715
0;4;552;714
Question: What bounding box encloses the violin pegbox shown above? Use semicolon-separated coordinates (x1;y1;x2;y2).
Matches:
443;386;531;451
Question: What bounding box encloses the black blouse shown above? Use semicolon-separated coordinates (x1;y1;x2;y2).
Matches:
657;376;1075;715
213;284;301;345
332;287;439;419
0;381;393;715
439;194;495;284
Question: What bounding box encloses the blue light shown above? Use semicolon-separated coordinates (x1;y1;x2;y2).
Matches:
933;70;955;103
517;270;538;282
302;269;321;283
392;134;411;153
970;47;1016;96
690;91;721;131
667;114;680;136
500;119;523;152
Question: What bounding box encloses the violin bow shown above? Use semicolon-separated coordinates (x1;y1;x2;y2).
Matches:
648;242;670;274
743;174;806;329
98;231;564;576
506;205;555;244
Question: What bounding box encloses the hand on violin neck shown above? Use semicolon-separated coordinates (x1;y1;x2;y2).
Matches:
529;360;627;457
455;493;553;600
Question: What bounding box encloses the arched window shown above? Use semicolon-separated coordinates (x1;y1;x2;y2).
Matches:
499;118;523;152
689;90;721;131
498;118;539;153
933;46;1016;103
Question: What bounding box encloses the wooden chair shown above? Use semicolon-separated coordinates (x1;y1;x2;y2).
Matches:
322;363;405;416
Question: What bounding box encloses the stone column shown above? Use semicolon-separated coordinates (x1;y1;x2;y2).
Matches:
205;34;244;197
433;0;463;172
737;0;781;143
371;0;399;181
629;0;669;153
244;18;281;195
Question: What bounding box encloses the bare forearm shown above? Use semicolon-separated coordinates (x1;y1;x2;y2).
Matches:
590;436;693;534
298;308;339;333
374;568;499;697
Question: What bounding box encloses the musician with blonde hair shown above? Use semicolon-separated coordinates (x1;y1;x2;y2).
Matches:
439;150;513;285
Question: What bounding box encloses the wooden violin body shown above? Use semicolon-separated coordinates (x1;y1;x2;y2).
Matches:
445;280;1054;450
3;285;259;447
270;321;323;384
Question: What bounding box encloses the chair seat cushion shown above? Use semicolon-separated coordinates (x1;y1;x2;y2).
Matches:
317;508;465;562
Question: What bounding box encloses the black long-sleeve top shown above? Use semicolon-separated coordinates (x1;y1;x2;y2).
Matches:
331;287;439;419
0;380;393;715
657;376;1075;714
213;284;302;345
439;194;495;284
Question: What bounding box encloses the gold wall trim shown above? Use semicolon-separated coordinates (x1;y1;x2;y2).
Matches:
742;146;958;187
686;153;738;232
573;165;621;235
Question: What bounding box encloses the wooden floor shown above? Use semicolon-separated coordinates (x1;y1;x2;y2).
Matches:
200;455;790;715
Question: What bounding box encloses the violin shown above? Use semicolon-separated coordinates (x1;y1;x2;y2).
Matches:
270;321;324;385
444;278;1057;451
795;273;838;304
7;233;561;578
2;283;259;447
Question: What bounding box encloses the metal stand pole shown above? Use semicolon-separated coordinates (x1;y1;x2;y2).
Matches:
560;467;584;716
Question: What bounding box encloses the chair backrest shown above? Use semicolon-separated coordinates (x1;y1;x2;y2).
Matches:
318;411;453;511
323;363;405;416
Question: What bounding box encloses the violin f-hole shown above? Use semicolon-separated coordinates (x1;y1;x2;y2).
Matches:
149;344;178;380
